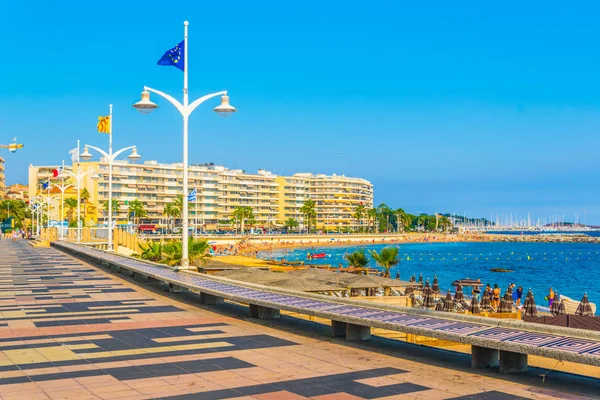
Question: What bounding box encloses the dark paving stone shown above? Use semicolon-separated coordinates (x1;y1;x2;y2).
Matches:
0;357;253;386
447;392;526;400
156;367;427;400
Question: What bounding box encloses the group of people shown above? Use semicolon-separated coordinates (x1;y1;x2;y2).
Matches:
475;282;557;309
1;229;28;241
476;283;524;309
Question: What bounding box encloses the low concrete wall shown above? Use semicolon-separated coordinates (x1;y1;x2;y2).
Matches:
52;241;600;369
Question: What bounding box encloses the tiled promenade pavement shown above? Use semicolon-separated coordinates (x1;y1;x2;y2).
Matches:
0;240;597;400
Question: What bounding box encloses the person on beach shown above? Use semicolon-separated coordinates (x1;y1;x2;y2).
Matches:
511;283;518;303
548;287;555;308
472;285;481;302
484;284;492;302
492;284;501;309
516;286;523;306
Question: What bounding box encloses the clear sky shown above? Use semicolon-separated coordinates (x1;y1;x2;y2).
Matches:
1;1;599;223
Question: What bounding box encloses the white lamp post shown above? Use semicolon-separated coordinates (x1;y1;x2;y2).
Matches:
80;143;140;251
133;21;236;268
61;140;98;243
30;197;42;235
50;182;73;239
28;198;39;236
39;194;56;229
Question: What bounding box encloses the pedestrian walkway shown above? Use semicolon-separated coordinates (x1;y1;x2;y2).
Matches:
0;240;596;399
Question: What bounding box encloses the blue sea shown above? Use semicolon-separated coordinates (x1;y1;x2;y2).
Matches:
261;241;600;303
486;230;600;237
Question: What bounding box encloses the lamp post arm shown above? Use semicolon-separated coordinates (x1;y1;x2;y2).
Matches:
85;144;110;159
145;86;184;115
112;146;136;159
61;170;76;179
187;90;227;115
79;169;96;179
50;183;73;192
60;168;96;183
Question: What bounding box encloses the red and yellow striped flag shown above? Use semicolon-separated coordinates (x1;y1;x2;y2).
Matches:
97;116;111;134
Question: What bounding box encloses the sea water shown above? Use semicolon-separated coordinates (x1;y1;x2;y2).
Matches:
262;241;600;303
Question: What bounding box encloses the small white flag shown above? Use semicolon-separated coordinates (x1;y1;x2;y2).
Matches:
69;147;79;162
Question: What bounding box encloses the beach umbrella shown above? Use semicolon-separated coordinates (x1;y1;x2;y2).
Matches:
432;275;440;296
443;290;454;312
423;279;431;295
498;290;513;313
418;273;424;288
435;302;444;311
524;290;537;317
423;290;435;308
550;291;561;315
410;274;416;282
469;295;481;314
480;294;492;312
404;285;413;296
557;299;566;315
422;281;434;308
453;284;465;303
575;293;593;316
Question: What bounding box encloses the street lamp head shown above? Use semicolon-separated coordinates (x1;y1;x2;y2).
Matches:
214;94;236;117
80;146;93;160
128;147;142;161
133;91;158;114
91;173;101;181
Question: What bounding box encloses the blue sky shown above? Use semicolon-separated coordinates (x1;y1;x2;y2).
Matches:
1;1;599;223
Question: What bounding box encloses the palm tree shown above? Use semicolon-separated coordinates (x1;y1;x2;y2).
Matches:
232;206;254;234
377;203;392;232
344;249;369;269
80;188;90;219
368;246;400;278
128;199;147;227
64;198;78;222
284;217;299;233
0;199;28;228
395;208;409;232
173;194;194;221
439;215;452;232
417;214;429;231
367;208;378;233
352;204;365;233
162;237;211;268
138;242;163;262
103;199;119;215
300;199;316;233
163;203;178;232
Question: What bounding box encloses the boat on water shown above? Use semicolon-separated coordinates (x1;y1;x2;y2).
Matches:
307;252;327;259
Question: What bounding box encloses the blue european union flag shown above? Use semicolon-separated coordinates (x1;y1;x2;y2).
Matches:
157;41;184;71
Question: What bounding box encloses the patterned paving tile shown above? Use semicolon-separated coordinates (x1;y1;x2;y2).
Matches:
0;240;595;400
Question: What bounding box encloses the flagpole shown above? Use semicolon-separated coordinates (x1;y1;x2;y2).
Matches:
76;139;81;242
61;160;65;239
181;20;190;267
47;183;51;229
195;185;198;239
108;104;113;250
